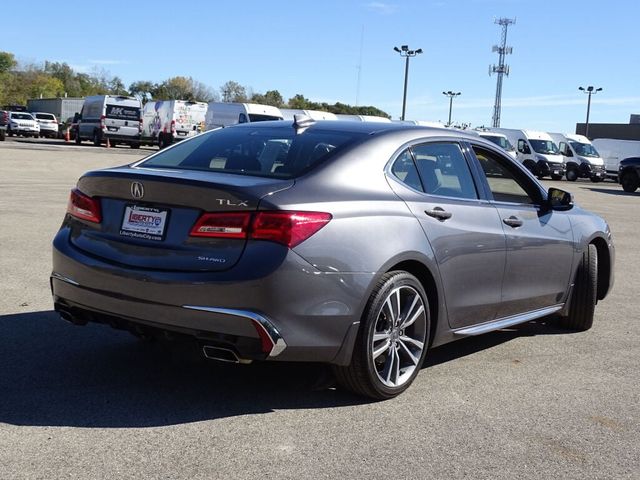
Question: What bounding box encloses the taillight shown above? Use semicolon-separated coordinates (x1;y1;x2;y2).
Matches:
251;211;331;248
100;114;106;130
190;211;331;247
67;188;101;223
190;212;251;238
170;119;176;134
139;117;143;133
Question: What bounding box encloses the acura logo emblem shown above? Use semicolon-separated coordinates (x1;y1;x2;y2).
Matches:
131;182;144;199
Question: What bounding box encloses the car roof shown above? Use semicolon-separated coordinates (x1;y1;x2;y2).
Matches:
228;119;481;142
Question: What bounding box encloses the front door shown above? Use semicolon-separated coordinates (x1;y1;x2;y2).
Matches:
471;145;575;318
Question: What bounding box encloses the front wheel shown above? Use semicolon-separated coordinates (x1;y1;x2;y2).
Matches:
559;244;597;331
566;168;578;181
551;174;563;181
621;171;639;193
333;271;430;400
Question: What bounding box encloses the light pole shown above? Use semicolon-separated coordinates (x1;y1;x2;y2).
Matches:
442;91;461;126
578;86;602;138
393;45;422;121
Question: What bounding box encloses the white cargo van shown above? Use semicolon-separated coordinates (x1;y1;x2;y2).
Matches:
475;130;517;159
591;138;640;180
281;109;338;121
548;133;606;182
142;100;207;148
335;114;391;123
76;95;142;148
205;102;283;130
490;128;566;179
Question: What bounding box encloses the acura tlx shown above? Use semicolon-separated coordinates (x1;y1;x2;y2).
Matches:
51;117;614;399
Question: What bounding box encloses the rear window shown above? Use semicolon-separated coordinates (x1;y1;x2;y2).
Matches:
248;114;282;122
138;125;366;178
106;104;140;121
35;113;56;120
11;113;33;120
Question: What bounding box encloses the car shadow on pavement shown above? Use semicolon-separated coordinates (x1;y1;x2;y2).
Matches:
580;187;637;196
0;310;571;428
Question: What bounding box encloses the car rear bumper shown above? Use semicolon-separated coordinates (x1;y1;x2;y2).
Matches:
51;227;372;364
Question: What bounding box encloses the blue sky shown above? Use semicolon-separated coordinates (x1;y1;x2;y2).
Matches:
5;0;639;132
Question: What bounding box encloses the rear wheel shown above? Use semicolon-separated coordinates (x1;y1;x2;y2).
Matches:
130;142;140;149
559;244;597;331
333;271;430;400
551;174;563;181
92;130;101;146
158;134;166;149
621;171;639;193
7;127;13;137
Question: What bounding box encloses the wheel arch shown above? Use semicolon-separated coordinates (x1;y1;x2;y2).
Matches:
590;236;611;301
385;259;440;348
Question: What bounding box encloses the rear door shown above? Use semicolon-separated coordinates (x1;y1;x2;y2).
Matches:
470;144;574;317
104;98;141;139
388;141;507;328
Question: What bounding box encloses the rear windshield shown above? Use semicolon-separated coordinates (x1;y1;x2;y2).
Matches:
106;104;140;121
138;125;366;178
35;113;55;120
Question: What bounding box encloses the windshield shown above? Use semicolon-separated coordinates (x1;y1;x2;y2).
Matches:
11;113;34;120
481;135;515;151
569;141;600;158
248;114;283;122
138;125;367;179
529;139;559;155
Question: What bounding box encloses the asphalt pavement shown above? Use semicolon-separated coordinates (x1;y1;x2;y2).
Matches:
0;138;638;479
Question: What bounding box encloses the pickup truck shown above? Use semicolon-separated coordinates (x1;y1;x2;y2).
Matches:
619;157;640;193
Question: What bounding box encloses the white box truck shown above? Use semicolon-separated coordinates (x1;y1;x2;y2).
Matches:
76;95;142;148
548;133;606;182
281;109;338;121
205;102;283;130
490;128;566;179
142;100;207;148
591;138;640;180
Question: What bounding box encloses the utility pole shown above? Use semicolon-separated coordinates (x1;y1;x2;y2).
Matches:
489;18;515;128
442;91;461;126
579;86;603;138
393;45;422;121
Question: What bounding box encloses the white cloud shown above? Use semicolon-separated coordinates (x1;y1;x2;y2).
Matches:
365;2;398;14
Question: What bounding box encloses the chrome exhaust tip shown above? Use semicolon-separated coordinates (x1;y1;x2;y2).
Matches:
202;345;252;364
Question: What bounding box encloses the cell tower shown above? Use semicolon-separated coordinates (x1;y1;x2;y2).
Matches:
489;17;515;127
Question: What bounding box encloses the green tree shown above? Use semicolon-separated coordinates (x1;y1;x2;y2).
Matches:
0;51;17;74
220;80;247;103
287;94;310;109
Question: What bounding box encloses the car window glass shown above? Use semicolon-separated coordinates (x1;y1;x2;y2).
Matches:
140;126;367;179
411;143;477;199
391;150;423;192
473;146;536;204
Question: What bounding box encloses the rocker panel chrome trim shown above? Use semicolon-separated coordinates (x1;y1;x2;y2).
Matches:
453;305;563;336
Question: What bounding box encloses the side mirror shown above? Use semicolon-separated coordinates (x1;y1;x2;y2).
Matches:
547;187;573;210
565;149;573;157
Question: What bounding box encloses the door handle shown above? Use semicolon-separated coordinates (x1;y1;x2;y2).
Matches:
425;207;452;221
503;216;523;228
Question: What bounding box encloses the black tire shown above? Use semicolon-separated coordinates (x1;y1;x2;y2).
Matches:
621;171;639;193
92;130;101;147
7;127;13;137
566;168;578;182
158;134;165;149
0;130;5;141
333;271;430;400
130;142;140;149
551;174;563;181
75;131;81;144
590;177;603;183
559;244;597;331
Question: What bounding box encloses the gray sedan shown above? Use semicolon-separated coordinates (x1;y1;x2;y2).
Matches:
51;118;614;399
